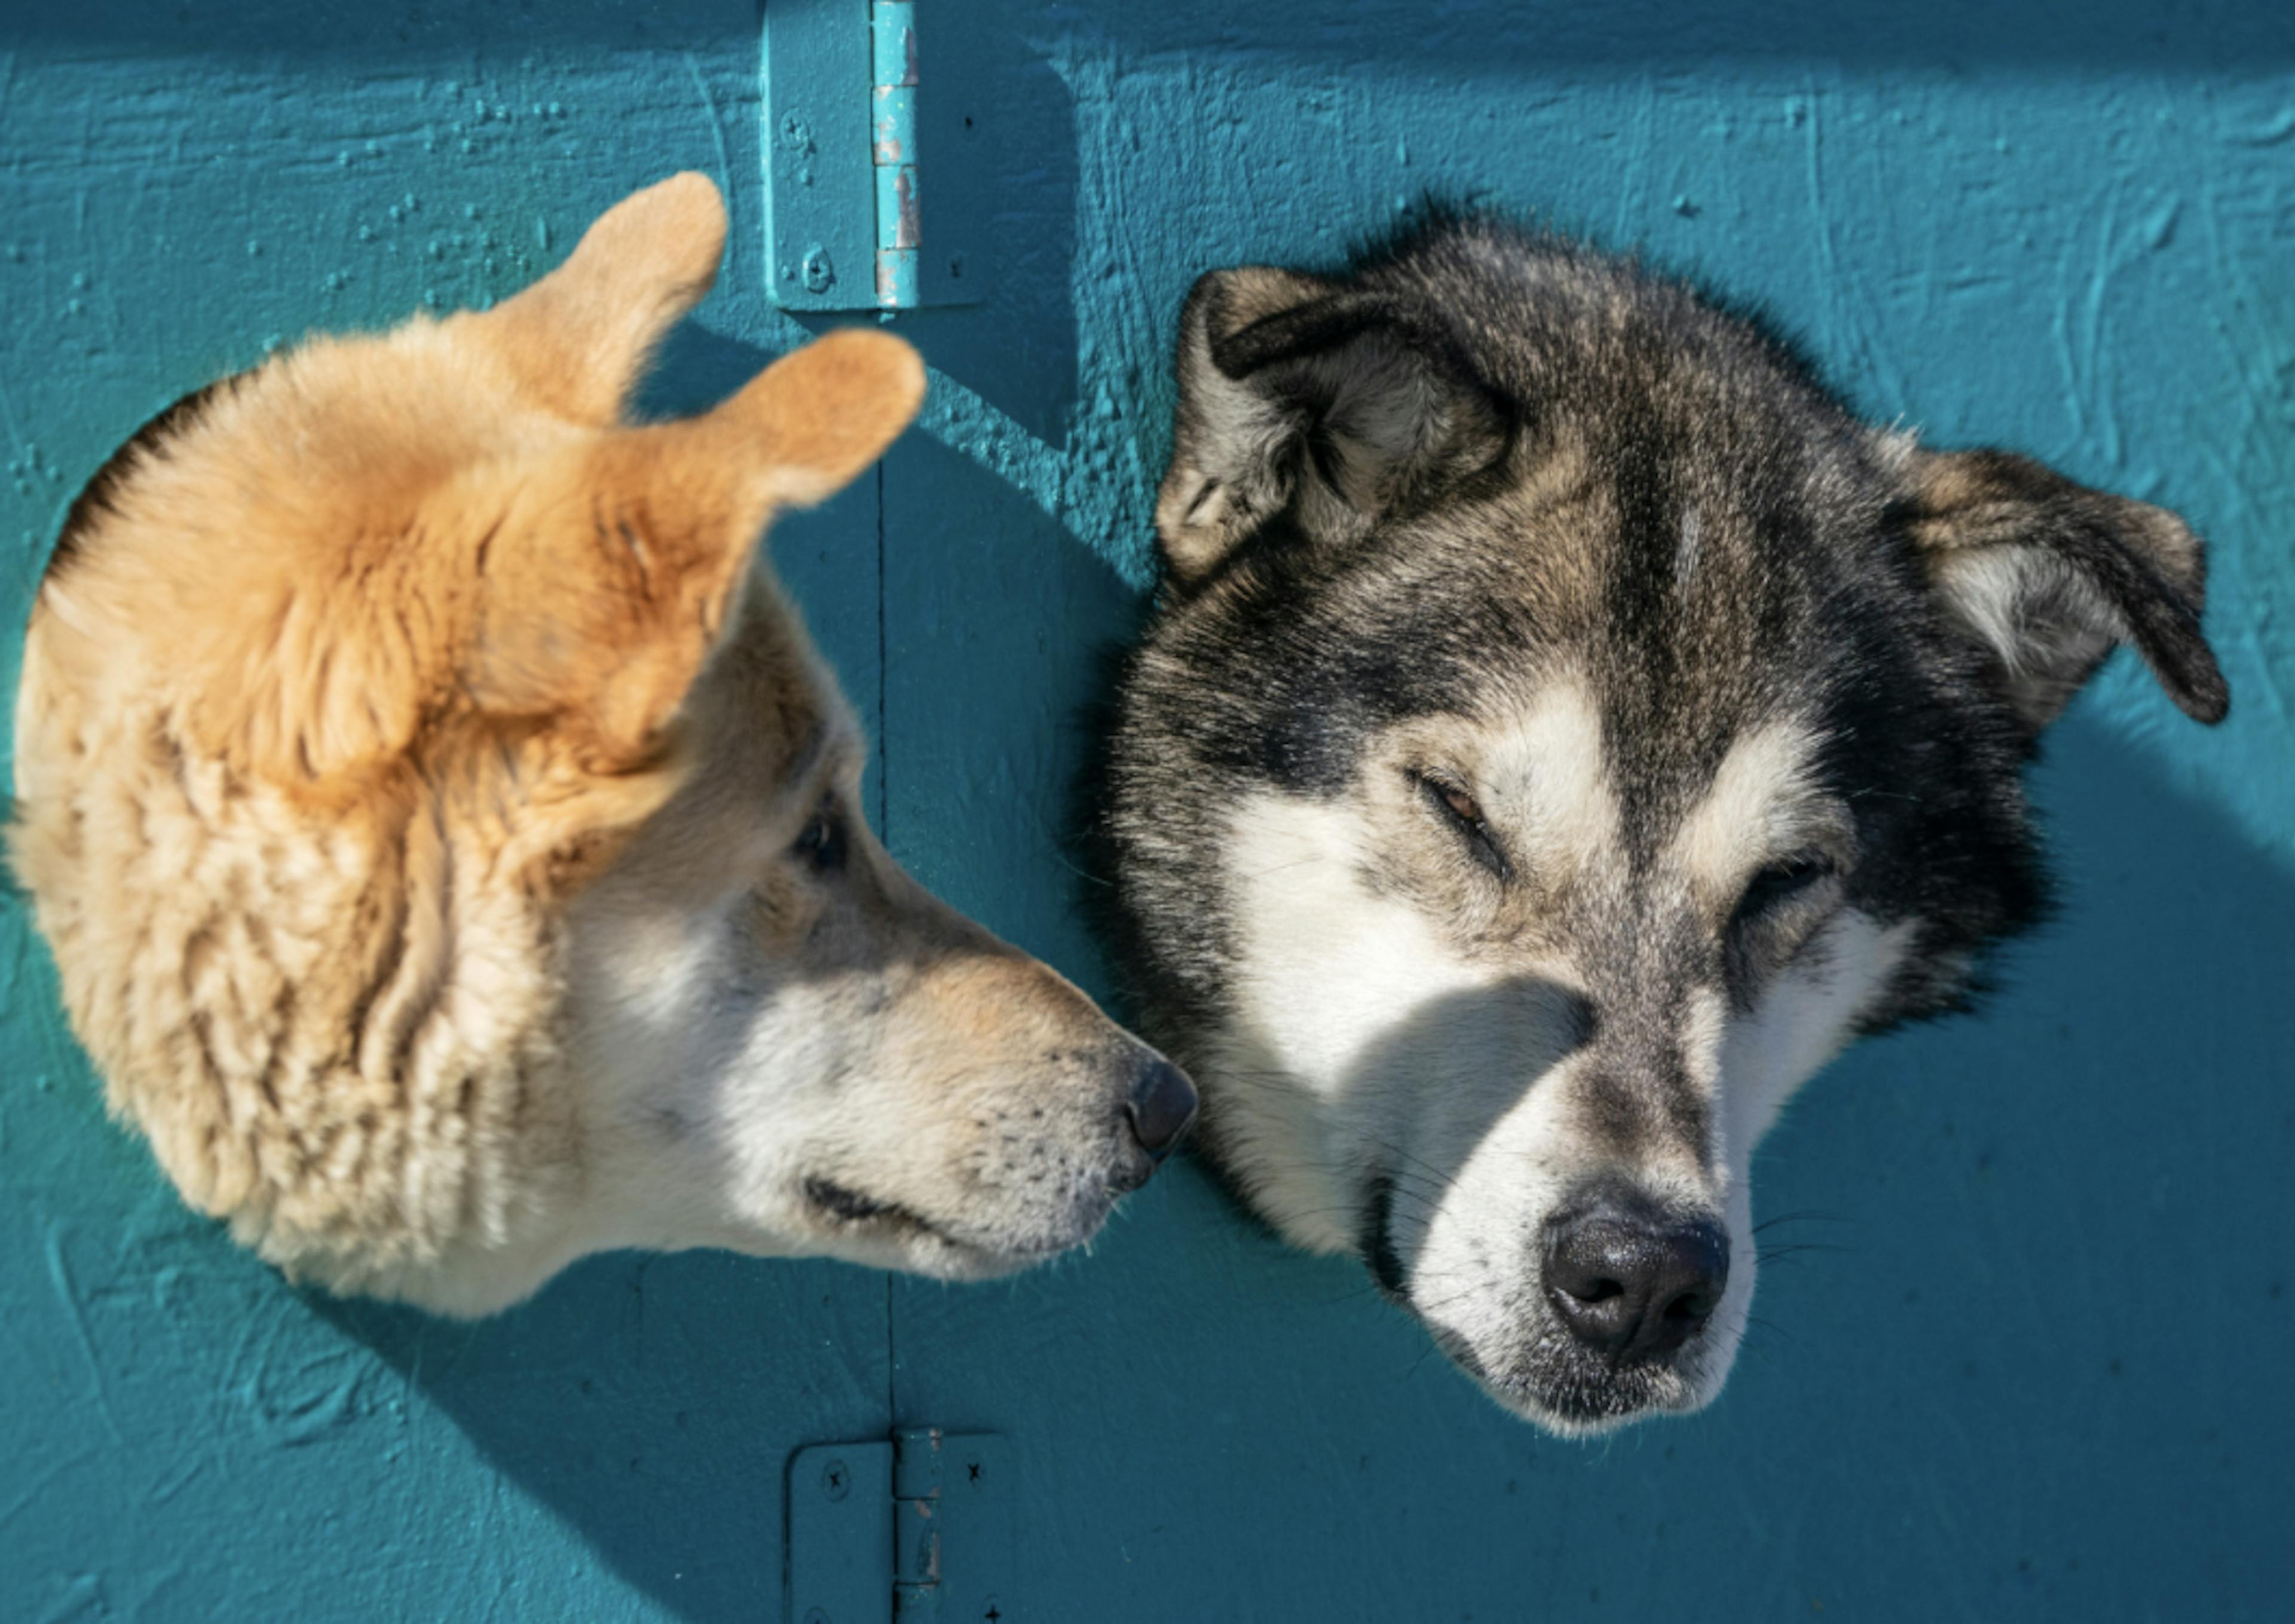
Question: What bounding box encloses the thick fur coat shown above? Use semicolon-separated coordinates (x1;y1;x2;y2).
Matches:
1107;218;2225;1431
11;175;1192;1314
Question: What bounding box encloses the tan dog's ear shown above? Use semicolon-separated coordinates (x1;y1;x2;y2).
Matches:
185;327;921;797
467;328;927;766
475;172;730;424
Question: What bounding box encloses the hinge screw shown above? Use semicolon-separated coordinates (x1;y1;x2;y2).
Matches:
779;111;812;151
821;1458;850;1501
801;247;836;293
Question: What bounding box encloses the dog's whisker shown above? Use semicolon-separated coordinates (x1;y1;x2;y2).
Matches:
1750;1209;1852;1234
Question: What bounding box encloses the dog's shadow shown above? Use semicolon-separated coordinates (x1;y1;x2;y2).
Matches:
310;1252;892;1620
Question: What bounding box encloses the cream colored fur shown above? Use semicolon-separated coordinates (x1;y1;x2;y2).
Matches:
10;174;1177;1315
1207;701;1908;1434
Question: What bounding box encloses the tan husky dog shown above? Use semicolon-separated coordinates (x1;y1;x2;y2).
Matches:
8;173;1195;1317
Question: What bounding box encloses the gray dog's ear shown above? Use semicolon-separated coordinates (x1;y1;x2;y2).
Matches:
1899;445;2229;730
1155;266;1507;590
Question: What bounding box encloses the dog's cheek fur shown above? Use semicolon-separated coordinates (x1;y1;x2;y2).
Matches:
547;882;853;1275
1682;909;1918;1402
1194;788;1487;1252
558;767;1164;1282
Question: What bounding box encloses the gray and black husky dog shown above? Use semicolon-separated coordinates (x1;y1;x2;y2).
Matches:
1105;216;2228;1435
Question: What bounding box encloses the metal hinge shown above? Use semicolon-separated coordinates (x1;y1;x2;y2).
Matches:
765;0;981;311
789;1430;1014;1623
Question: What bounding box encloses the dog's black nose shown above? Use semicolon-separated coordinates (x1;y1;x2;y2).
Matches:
1123;1056;1198;1161
1543;1201;1729;1361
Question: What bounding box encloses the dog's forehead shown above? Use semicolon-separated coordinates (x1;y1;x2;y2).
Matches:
1183;243;1926;851
1392;666;1834;893
684;573;861;796
1318;503;1847;812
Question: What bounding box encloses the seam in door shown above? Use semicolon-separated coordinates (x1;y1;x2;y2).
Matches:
877;454;898;1425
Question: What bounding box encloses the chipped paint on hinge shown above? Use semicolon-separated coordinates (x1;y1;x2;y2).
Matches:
764;0;978;310
787;1432;1013;1623
871;1;920;308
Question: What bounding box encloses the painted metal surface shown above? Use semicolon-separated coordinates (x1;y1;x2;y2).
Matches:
870;1;920;316
4;2;2294;1620
766;0;877;310
891;1430;1012;1622
784;1431;1012;1623
766;0;974;311
789;1442;896;1624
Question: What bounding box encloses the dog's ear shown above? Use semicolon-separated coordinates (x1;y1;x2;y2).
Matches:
1156;266;1507;591
191;328;920;797
475;171;729;425
466;328;925;767
1901;446;2229;730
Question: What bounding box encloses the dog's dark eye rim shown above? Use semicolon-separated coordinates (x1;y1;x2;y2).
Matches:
1734;851;1838;922
1410;769;1512;882
791;797;848;874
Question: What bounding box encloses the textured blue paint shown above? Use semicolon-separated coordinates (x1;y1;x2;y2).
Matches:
0;8;895;1620
5;2;2294;1620
880;9;2295;1621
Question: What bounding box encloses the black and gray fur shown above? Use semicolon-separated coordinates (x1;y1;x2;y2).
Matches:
1104;215;2226;1433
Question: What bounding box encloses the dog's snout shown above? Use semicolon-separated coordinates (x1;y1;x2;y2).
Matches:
1124;1056;1198;1162
1543;1200;1729;1362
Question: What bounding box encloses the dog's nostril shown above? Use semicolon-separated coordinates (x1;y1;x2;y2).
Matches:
1663;1284;1719;1325
1544;1204;1729;1361
1123;1056;1198;1162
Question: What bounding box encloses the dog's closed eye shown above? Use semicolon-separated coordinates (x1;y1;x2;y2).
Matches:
1733;852;1835;922
1722;852;1843;997
791;798;849;875
1411;769;1513;882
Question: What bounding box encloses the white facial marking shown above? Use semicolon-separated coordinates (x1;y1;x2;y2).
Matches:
1719;909;1915;1161
1699;909;1915;1411
1408;1051;1585;1352
1201;682;1928;1433
1671;717;1829;894
1216;792;1489;1251
1480;673;1621;877
1681;982;1731;1153
1224;794;1485;1091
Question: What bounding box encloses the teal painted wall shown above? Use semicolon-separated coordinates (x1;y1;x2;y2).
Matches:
4;3;2291;1619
